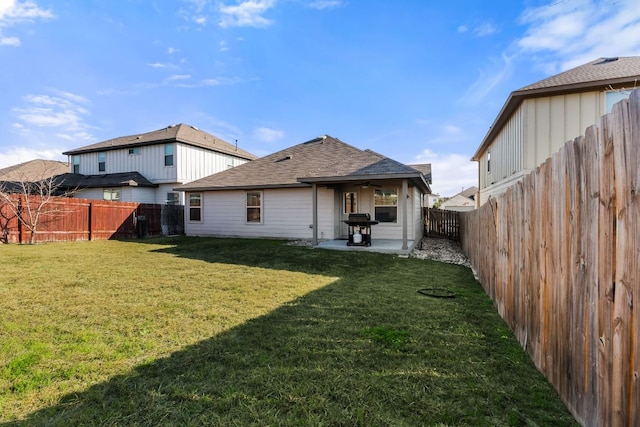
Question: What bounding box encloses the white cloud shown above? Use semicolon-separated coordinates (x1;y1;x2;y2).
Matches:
413;149;477;197
0;146;66;169
219;0;275;28
253;127;284;143
219;40;228;51
12;89;95;140
516;0;640;71
457;25;468;33
0;35;18;45
462;53;513;105
0;0;54;47
307;0;343;10
473;23;496;37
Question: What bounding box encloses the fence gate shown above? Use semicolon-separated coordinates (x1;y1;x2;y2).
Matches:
424;207;460;240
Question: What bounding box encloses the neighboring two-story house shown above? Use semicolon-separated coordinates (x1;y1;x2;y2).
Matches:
472;56;640;206
62;123;256;204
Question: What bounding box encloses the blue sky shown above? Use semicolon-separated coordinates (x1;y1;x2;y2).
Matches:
1;0;639;196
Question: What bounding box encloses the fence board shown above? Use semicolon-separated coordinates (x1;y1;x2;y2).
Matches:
0;196;182;244
460;89;640;427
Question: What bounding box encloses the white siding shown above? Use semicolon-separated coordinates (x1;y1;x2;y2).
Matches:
72;187;156;203
479;104;525;191
185;187;335;240
70;142;252;204
479;90;605;205
412;187;424;241
524;92;602;169
176;144;250;183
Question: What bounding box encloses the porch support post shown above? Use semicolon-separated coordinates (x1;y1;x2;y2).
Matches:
312;183;318;246
402;179;408;250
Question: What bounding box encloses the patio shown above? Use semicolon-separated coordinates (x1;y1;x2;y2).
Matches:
315;238;416;256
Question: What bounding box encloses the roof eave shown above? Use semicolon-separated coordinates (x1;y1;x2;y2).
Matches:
174;183;310;192
472;76;640;160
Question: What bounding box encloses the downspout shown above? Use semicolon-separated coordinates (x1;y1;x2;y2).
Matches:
312;183;318;246
402;179;408;250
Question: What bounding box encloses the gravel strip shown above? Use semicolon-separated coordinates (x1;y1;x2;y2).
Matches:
409;237;472;268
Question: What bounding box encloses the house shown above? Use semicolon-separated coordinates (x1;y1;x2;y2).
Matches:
62;123;257;204
439;186;477;212
0;159;70;193
175;135;432;252
472;56;640;205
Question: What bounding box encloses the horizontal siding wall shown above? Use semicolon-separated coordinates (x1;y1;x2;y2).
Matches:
186;187;334;240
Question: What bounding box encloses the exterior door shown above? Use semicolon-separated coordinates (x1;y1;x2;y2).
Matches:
340;191;358;238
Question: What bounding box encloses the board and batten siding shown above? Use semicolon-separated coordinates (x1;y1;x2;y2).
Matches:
479;91;606;206
185;187;335;240
176;143;250;183
73;145;176;182
478;104;525;194
524;91;602;169
72;143;251;184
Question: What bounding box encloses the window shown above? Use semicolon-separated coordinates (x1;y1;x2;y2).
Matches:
128;147;141;155
98;152;106;172
246;191;262;223
164;144;174;166
487;151;491;173
189;193;202;221
166;192;179;205
343;192;357;214
374;188;398;223
103;188;120;201
72;155;80;174
606;90;632;113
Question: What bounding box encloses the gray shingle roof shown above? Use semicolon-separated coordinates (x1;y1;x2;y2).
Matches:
473;56;640;160
518;56;640;92
0;159;69;182
54;172;157;189
175;135;431;193
62;123;257;161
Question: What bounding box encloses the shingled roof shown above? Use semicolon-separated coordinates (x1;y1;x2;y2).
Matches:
54;172;157;189
62;123;257;161
473;56;640;160
0;159;69;182
175;135;431;193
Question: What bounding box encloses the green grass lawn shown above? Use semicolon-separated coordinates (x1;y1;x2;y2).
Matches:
0;237;577;426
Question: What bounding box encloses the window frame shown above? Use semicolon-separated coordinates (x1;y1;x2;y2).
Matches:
164;144;174;167
103;188;121;201
166;192;179;205
128;147;141;155
374;188;398;223
72;155;80;174
98;152;106;172
246;191;263;224
188;193;202;222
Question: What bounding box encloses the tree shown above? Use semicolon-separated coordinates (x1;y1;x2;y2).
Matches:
0;162;75;244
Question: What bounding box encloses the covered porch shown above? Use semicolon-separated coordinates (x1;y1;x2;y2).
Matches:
315;238;417;256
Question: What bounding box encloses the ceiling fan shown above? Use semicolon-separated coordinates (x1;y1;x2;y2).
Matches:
357;181;381;188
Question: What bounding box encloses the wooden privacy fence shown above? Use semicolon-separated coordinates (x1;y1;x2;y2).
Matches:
459;90;640;427
0;195;184;244
424;207;460;240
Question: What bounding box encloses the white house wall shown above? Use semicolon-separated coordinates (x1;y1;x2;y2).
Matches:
73;145;175;182
478;91;604;205
176;143;250;183
523;92;601;169
185;187;335;240
478;105;525;193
